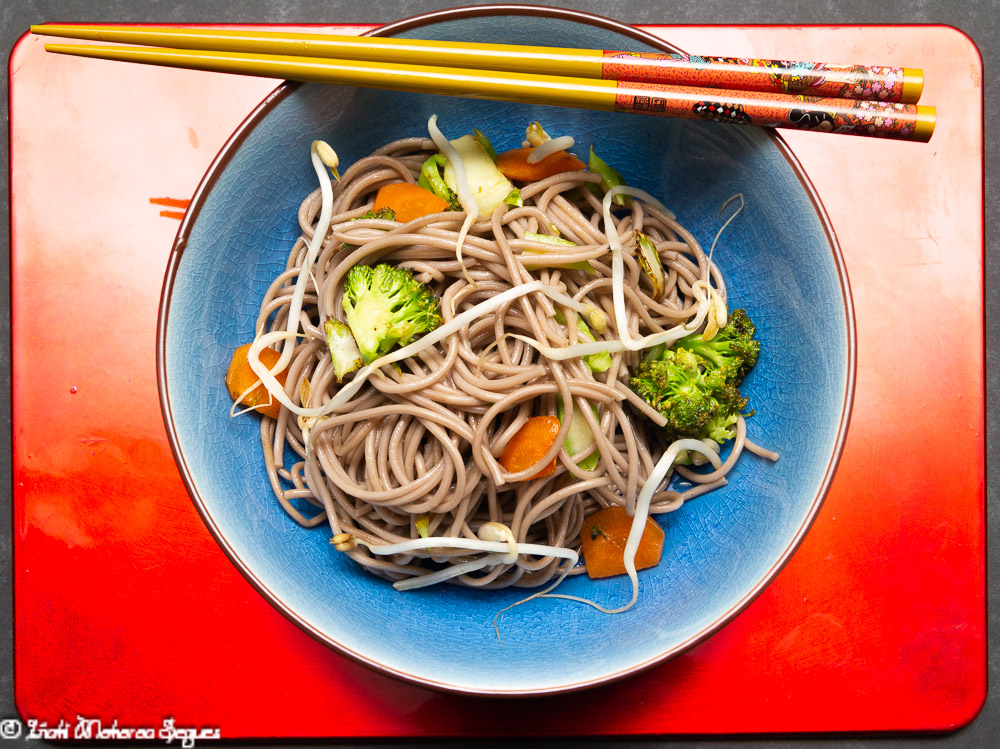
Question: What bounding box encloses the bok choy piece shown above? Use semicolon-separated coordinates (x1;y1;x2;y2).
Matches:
589;145;630;206
554;309;611;373
442;134;520;215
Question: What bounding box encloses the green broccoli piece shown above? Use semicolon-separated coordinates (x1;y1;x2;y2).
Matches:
705;411;740;443
629;347;721;440
356;207;396;221
674;308;760;385
629;309;758;446
323;318;363;382
335;208;397;253
342;264;443;364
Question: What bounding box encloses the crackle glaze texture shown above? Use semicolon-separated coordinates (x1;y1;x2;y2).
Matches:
161;14;852;694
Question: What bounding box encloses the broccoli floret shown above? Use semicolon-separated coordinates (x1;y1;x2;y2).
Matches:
342;264;443;363
630;347;724;440
356;207;396;221
629;309;759;446
674;308;760;385
705;411;740;443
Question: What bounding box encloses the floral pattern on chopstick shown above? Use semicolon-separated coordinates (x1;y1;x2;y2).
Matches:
602;51;912;103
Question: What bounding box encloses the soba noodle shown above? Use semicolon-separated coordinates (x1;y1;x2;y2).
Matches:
240;126;768;599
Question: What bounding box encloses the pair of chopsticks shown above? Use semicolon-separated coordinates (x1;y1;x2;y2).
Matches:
31;24;935;142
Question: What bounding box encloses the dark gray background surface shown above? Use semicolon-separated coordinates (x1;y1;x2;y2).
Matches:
1;1;995;747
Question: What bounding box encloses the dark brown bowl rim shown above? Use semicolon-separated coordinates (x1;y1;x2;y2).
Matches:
155;3;857;699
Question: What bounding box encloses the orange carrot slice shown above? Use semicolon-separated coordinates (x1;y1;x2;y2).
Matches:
496;147;587;182
499;415;561;479
579;506;664;579
373;182;449;223
225;343;287;419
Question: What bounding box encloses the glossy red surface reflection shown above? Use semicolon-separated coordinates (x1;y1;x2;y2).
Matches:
10;24;984;737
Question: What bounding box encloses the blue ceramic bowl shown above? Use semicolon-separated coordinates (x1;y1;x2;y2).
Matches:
158;6;854;694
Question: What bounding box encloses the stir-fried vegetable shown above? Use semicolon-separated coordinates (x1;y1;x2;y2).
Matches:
499;415;561;479
521;231;595;273
417;154;462;209
630;309;759;454
355;207;396;221
557;396;600;470
323;318;363;382
525;120;551;147
630;344;746;445
342;263;443;364
472;128;499;162
553;309;611;373
373;182;449;223
523;121;576;164
589;145;630;206
442;134;518;215
226;343;287;419
496;147;587;182
635;231;666;299
579;506;664;579
674;308;760;383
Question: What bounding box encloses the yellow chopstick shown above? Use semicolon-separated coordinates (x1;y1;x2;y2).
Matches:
43;43;616;108
30;24;609;80
38;41;935;142
31;23;923;105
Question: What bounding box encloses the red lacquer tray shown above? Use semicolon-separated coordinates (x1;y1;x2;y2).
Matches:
10;24;985;737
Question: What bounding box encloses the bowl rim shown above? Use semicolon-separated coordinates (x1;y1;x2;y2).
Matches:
156;3;857;697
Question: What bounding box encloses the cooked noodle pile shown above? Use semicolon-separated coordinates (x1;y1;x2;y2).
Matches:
249;134;768;592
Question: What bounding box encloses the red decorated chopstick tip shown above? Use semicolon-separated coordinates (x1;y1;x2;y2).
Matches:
613;81;936;142
601;51;924;105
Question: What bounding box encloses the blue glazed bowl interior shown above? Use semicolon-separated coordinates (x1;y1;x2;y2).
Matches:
161;9;853;694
